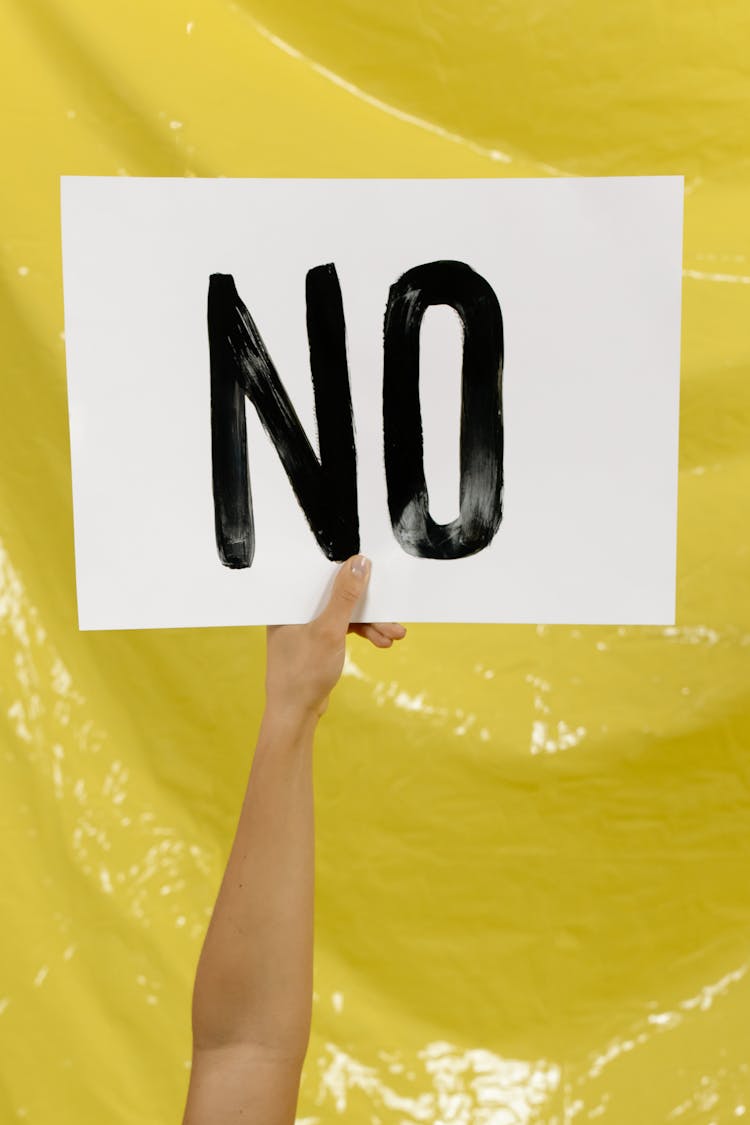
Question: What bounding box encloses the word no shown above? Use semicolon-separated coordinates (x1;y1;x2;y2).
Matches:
207;260;504;566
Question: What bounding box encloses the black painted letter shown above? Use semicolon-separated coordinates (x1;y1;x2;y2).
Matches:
207;267;359;567
383;260;504;559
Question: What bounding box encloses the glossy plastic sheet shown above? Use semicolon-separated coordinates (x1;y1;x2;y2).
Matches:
1;1;749;1122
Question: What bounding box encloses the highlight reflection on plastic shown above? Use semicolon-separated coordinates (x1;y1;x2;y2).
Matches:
1;0;749;1121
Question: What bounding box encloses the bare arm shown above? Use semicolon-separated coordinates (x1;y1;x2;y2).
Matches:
188;705;318;1056
181;555;406;1122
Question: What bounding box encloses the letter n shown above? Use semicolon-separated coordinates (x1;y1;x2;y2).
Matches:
207;267;359;568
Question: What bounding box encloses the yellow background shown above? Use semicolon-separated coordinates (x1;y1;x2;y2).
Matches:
1;1;749;1121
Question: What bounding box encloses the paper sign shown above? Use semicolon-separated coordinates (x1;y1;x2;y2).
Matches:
60;176;683;629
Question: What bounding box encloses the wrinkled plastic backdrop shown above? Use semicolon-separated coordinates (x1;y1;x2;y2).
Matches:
1;1;749;1122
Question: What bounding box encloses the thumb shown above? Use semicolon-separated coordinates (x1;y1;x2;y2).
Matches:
317;554;371;636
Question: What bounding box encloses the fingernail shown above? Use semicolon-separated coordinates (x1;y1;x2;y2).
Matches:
351;554;370;576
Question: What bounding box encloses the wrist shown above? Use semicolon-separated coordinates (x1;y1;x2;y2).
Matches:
261;699;320;744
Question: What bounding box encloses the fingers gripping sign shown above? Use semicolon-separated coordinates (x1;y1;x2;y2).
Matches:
317;553;372;638
265;556;407;723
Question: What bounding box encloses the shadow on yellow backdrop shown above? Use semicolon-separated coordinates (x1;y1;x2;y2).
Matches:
1;0;749;1121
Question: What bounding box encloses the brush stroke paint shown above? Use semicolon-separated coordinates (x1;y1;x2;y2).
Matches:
207;267;359;567
383;260;504;559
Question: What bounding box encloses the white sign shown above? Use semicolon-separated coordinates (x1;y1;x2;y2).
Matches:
60;176;683;629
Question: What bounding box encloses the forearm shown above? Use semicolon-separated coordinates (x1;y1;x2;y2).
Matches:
190;706;318;1058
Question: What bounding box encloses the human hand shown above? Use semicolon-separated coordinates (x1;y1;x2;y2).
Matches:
265;555;406;726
